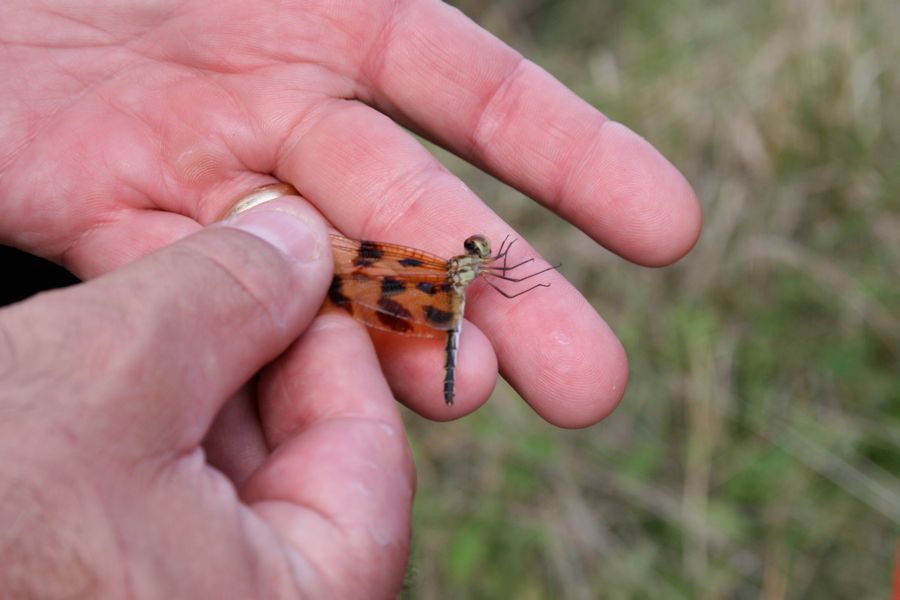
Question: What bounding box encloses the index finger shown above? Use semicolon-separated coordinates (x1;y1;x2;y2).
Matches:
363;1;701;266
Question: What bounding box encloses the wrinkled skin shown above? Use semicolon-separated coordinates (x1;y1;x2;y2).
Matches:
0;0;701;597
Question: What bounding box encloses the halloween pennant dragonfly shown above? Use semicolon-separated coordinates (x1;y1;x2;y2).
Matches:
324;233;557;407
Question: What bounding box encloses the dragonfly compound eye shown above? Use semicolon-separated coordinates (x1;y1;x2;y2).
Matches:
463;235;491;259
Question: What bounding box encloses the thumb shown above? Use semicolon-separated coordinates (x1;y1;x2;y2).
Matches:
1;197;332;453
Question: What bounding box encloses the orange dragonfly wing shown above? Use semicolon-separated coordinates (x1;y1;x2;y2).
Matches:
324;234;462;338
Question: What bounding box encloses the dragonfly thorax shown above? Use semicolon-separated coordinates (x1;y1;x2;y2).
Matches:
448;255;485;290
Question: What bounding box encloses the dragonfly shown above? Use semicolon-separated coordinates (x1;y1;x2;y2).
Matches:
323;233;557;407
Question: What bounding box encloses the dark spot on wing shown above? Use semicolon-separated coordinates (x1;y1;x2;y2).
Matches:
424;305;454;326
381;277;405;296
328;276;353;314
377;298;413;332
354;241;383;267
416;282;445;295
399;257;424;267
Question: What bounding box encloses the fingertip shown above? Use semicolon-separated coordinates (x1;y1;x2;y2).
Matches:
637;151;703;267
532;332;628;429
496;292;629;429
372;323;497;420
589;121;703;267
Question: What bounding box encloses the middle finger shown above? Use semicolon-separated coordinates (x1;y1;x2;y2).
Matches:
271;101;626;427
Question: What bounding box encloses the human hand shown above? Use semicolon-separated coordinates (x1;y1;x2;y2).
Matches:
0;202;413;598
0;0;701;425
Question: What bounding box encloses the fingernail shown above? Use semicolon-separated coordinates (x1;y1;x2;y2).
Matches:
224;204;322;262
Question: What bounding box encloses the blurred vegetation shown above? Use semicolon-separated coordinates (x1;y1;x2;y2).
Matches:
403;0;900;598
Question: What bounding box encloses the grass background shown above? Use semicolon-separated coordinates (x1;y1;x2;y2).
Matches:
402;1;900;598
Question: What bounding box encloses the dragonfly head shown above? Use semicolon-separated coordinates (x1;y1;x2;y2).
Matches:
463;234;491;259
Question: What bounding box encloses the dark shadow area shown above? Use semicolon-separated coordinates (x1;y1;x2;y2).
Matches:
0;246;80;307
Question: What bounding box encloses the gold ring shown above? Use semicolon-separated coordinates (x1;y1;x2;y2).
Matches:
221;182;299;220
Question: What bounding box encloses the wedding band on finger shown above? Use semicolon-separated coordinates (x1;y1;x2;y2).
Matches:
221;182;299;220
